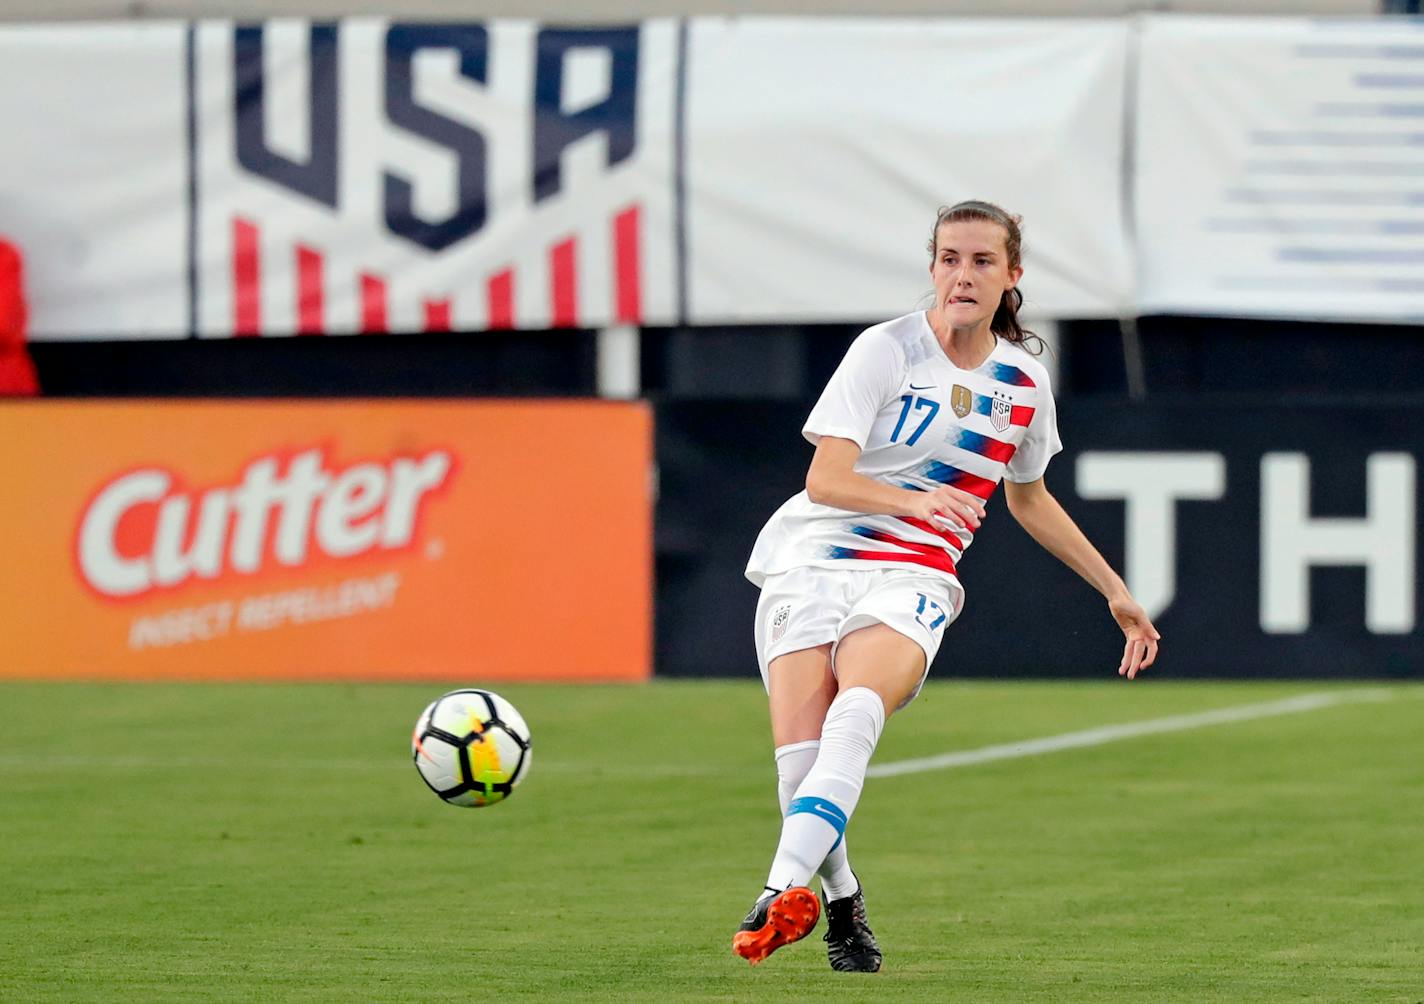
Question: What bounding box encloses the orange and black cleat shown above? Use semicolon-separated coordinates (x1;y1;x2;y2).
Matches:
731;886;821;965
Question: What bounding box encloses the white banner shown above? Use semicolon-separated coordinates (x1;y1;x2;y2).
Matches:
1136;16;1424;322
0;25;188;340
11;17;1422;338
193;18;679;336
683;19;1134;323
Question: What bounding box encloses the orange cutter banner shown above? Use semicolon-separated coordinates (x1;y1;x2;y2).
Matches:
0;400;652;680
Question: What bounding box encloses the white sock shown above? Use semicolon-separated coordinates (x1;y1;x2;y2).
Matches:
762;687;886;895
774;741;860;902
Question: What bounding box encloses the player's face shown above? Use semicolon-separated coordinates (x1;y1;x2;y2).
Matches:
929;220;1023;330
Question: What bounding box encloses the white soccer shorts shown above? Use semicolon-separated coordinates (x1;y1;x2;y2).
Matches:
753;565;964;707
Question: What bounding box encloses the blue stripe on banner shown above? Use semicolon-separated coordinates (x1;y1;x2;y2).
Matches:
1207;219;1424;236
1355;74;1424;89
1317;102;1424;118
1278;248;1424;265
1243;161;1424;178
1296;45;1424;59
1212;277;1424;299
787;795;848;835
1225;189;1424;207
1249;130;1424;146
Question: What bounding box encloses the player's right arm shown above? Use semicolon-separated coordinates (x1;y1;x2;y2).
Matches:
805;436;986;531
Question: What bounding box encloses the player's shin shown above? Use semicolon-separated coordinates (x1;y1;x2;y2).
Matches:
762;687;886;893
818;838;860;901
775;739;820;815
775;739;860;901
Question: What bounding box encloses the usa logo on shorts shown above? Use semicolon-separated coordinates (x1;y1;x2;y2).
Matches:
771;604;792;643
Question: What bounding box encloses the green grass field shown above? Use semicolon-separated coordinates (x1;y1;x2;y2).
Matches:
1;679;1421;1003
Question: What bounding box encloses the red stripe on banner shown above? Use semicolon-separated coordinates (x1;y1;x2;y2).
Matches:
550;237;577;328
296;245;324;335
613;205;641;323
488;269;514;330
895;517;968;552
424;298;452;333
360;274;387;334
1010;405;1035;427
233;217;260;336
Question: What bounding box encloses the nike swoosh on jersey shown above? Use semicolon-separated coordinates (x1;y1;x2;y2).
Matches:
909;383;936;390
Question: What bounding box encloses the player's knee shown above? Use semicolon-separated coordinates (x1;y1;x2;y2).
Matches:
837;628;926;711
775;739;820;803
820;687;886;762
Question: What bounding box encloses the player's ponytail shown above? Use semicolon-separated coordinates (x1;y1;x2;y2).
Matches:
928;201;1046;356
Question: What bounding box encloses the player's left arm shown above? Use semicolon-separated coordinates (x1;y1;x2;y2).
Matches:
1002;477;1161;679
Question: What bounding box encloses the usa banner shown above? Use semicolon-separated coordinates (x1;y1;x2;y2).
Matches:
192;19;680;336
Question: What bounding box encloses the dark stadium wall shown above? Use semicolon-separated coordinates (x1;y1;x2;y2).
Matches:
655;400;1423;680
29;316;1424;399
28;331;601;397
1061;317;1424;397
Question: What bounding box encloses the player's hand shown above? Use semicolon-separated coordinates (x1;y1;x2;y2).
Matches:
904;485;986;532
1109;593;1160;680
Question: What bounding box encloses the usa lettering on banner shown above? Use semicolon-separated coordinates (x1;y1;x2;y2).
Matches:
192;19;680;336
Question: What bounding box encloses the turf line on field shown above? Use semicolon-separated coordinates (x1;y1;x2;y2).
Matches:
867;688;1398;779
0;687;1411;778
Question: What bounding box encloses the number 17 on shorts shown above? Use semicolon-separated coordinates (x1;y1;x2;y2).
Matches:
914;592;947;632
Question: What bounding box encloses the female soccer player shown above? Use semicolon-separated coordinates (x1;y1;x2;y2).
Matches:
732;200;1161;971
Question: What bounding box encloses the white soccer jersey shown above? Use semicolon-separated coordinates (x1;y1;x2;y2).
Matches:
745;310;1062;592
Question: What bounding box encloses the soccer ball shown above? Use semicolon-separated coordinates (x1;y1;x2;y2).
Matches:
411;689;532;807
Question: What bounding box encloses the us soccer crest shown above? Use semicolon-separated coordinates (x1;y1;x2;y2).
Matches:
990;390;1013;433
950;385;973;419
771;604;792;643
